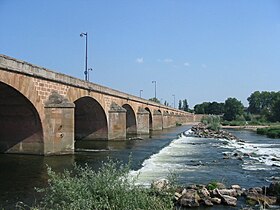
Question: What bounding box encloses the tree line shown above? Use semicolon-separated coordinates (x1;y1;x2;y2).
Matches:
193;91;280;122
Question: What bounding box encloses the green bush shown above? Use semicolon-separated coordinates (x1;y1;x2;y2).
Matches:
256;128;268;135
267;130;280;138
201;115;221;131
31;159;175;210
207;181;219;190
257;127;280;138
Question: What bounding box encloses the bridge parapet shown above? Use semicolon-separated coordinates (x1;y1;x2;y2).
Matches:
0;54;188;115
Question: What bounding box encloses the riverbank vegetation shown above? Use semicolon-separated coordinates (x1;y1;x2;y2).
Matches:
193;91;280;138
19;157;280;209
257;127;280;139
23;159;175;210
201;115;221;132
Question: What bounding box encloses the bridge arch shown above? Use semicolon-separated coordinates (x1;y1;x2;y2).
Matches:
122;104;137;135
145;107;153;130
74;96;108;140
0;82;43;154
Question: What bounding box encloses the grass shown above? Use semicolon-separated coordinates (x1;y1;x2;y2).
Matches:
20;158;176;210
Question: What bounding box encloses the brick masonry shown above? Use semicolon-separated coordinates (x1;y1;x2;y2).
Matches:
0;54;199;155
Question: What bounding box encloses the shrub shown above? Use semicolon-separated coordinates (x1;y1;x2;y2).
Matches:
257;127;280;139
31;159;175;210
201;115;221;131
267;130;280;138
207;181;219;190
256;128;268;135
176;122;182;126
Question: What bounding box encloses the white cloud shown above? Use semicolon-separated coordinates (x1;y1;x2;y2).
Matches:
136;57;144;63
184;62;190;67
163;58;173;63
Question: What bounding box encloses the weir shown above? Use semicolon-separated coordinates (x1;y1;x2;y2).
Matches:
0;54;198;155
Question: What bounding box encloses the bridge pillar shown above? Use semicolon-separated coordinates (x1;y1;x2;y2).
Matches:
163;112;171;128
152;110;163;130
108;102;126;140
170;114;176;127
137;107;149;134
44;92;75;155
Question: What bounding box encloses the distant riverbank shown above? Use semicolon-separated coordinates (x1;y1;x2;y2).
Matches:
221;125;269;131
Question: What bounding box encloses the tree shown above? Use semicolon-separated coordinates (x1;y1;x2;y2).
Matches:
149;97;160;104
194;102;210;114
223;97;244;121
178;100;182;110
207;102;224;115
194;101;224;115
247;91;261;114
269;93;280;122
247;91;280;121
182;99;189;112
164;100;169;106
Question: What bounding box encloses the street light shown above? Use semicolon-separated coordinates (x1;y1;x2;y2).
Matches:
80;32;88;81
88;68;93;81
172;94;175;108
152;81;157;99
140;90;143;98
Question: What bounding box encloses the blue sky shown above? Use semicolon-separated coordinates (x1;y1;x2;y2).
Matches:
1;0;280;107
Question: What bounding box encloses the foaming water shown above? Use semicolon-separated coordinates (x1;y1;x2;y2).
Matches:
220;130;280;170
130;133;189;184
131;128;280;190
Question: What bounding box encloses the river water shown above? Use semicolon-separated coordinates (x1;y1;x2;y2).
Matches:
1;125;280;209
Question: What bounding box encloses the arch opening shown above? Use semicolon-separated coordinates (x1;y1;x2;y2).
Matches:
0;82;43;153
145;107;153;130
74;97;108;140
122;104;137;135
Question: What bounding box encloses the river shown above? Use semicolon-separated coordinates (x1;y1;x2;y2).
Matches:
1;125;280;209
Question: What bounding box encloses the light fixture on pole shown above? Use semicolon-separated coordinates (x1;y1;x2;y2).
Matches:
140;90;143;98
172;94;175;108
80;32;88;81
88;68;93;81
152;80;157;99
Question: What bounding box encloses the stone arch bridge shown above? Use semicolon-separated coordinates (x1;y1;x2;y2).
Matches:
0;55;198;155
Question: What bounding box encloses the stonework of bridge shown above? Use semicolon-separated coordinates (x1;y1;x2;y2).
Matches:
0;54;199;155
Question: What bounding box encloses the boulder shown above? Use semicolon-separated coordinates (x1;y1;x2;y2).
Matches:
231;184;241;190
246;193;277;206
174;192;182;201
214;189;237;206
211;197;221;204
218;189;238;197
220;194;237;206
198;187;210;197
178;189;201;207
151;178;169;191
202;198;213;206
245;187;263;196
216;182;226;189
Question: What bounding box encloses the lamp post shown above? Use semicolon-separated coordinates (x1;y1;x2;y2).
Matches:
172;94;175;108
80;32;88;81
152;80;157;99
140;90;143;98
88;68;93;81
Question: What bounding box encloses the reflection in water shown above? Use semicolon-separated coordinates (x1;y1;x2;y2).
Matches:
0;154;75;209
0;126;190;209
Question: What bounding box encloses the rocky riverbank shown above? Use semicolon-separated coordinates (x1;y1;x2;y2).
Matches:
189;123;240;141
152;179;280;209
